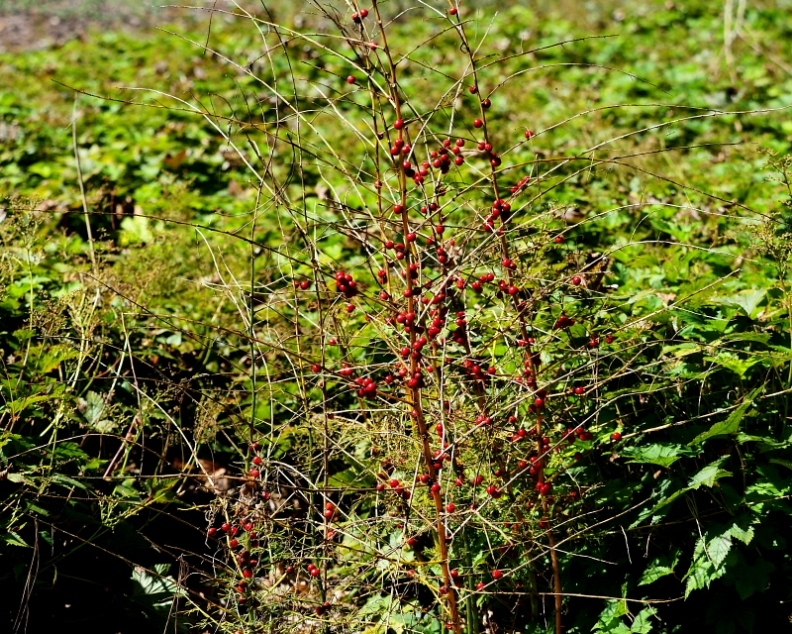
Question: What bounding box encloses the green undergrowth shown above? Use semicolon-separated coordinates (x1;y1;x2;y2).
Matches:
2;1;792;633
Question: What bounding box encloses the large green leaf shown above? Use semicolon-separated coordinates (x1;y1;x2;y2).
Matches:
690;388;761;445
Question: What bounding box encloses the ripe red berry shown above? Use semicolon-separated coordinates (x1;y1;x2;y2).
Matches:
446;503;456;513
572;275;582;285
252;455;263;465
612;432;622;441
310;567;321;577
492;569;503;580
476;581;485;590
525;129;535;139
394;118;405;130
481;98;491;109
347;75;357;84
473;118;484;128
449;7;458;15
469;85;478;94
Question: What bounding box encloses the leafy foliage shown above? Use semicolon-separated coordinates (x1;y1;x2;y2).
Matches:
2;2;792;633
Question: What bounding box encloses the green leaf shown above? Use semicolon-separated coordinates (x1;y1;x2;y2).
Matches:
684;532;732;597
688;458;732;489
769;458;792;471
82;391;106;426
631;606;658;633
728;523;754;546
706;533;733;568
639;555;678;586
119;214;154;246
690;388;761;445
716;289;767;319
1;531;29;547
623;443;692;468
703;351;763;377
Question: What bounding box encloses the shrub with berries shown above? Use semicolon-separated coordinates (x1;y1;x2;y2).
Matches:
183;3;792;634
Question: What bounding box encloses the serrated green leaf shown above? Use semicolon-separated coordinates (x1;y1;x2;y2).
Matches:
706;533;732;568
689;458;731;489
1;531;29;547
639;556;678;586
82;392;105;428
690;388;761;445
623;443;692;468
729;523;754;545
631;606;658;633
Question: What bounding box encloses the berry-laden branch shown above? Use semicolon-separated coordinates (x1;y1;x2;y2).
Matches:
371;2;464;631
446;3;564;632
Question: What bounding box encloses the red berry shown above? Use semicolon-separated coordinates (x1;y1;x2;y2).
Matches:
525;129;535;139
394;118;405;130
449;7;458;15
476;581;486;590
612;432;622;441
572;275;582;285
469;85;478;94
481;98;491;109
492;569;503;580
347;75;357;84
447;503;456;513
473;118;484;128
310;567;321;577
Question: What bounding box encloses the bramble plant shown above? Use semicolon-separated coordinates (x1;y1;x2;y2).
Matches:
3;1;792;633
